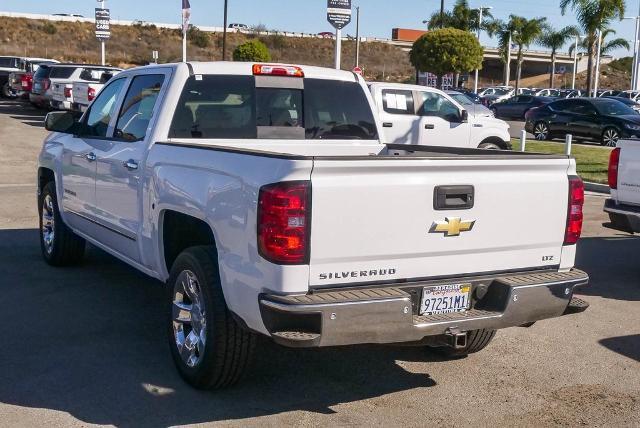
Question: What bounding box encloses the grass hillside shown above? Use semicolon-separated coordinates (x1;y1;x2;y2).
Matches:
0;17;415;82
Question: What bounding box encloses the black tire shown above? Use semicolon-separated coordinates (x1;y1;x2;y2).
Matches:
433;329;496;357
601;127;620;147
167;246;256;390
1;82;13;98
39;181;86;266
478;142;502;150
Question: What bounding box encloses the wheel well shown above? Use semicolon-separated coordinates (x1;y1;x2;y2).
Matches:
478;136;510;150
38;168;55;193
162;210;216;274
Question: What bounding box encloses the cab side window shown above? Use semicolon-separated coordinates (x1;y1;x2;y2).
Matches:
114;74;165;142
420;92;460;122
82;78;126;138
382;90;414;115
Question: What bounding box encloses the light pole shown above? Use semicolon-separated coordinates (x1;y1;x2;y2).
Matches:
473;6;492;93
440;0;445;28
593;29;603;97
355;6;360;68
571;35;583;90
505;31;513;86
222;0;229;60
624;13;640;91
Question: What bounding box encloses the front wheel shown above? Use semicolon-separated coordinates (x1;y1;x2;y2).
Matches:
533;122;550;141
168;246;256;390
39;181;86;266
478;142;501;150
601;127;620;147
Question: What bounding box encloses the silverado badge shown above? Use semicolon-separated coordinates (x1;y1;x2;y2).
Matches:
430;217;476;237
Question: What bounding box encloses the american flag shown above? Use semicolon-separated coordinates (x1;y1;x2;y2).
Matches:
182;0;191;34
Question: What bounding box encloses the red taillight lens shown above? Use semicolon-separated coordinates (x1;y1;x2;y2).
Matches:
608;147;621;189
64;87;72;98
564;176;584;245
253;64;304;77
88;87;96;102
43;78;51;90
258;181;311;264
20;74;30;88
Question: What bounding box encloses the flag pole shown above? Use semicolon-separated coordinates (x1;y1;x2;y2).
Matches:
183;32;187;62
182;0;190;62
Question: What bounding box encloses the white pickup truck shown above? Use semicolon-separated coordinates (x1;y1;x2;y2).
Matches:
604;141;640;232
70;67;121;112
39;62;589;390
369;83;511;149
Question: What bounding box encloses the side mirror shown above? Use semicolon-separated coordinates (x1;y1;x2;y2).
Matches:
44;111;80;134
460;109;469;123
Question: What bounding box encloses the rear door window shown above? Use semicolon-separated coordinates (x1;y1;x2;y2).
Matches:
115;74;165;142
170;75;379;140
381;89;414;115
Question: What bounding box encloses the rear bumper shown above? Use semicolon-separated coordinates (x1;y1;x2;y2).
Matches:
604;198;640;233
259;269;589;348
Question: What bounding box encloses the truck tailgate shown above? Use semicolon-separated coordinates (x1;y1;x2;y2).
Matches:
615;141;640;206
309;157;571;287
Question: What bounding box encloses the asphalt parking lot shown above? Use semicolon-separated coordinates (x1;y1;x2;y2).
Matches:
0;99;638;427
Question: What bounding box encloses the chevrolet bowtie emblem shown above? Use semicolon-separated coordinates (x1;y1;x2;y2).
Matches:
430;217;476;237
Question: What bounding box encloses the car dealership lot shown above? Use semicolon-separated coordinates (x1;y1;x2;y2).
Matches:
0;100;638;427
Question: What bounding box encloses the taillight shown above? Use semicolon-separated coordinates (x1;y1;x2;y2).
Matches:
20;74;30;88
258;181;311;264
253;64;304;77
88;87;96;102
608;147;621;189
43;78;51;90
64;87;72;98
564;176;584;245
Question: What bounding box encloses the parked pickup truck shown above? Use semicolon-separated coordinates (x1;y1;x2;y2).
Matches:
604;141;640;232
369;83;511;149
71;68;120;112
39;62;589;389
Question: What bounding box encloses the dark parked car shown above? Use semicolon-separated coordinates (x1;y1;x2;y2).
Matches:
525;97;640;146
603;96;640;113
490;95;553;120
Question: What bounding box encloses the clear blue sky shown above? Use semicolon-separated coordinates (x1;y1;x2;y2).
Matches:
1;0;637;57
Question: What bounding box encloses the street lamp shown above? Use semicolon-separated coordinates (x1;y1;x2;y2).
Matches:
624;14;640;91
571;34;584;90
473;5;492;93
593;29;603;97
505;30;517;87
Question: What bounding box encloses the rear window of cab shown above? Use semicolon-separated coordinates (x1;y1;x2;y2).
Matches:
169;75;378;140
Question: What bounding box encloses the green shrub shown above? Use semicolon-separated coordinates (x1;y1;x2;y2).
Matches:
187;25;210;48
42;22;57;35
233;39;271;62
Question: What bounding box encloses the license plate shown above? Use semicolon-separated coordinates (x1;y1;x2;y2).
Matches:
420;284;471;315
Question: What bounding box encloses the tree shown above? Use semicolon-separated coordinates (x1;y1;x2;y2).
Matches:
570;28;630;57
486;16;546;92
232;39;271;62
538;25;580;88
410;28;484;88
427;0;492;32
560;0;625;94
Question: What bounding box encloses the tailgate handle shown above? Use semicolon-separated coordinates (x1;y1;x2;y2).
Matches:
434;185;474;210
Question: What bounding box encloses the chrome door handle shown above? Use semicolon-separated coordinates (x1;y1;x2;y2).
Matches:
123;160;139;171
85;152;96;162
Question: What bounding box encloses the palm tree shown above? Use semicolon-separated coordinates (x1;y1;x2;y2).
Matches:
486;16;547;92
427;0;492;33
560;0;625;95
570;28;630;57
539;25;580;88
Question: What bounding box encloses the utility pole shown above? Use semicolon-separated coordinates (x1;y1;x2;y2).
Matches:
354;6;360;67
222;0;229;60
100;0;106;66
474;6;492;93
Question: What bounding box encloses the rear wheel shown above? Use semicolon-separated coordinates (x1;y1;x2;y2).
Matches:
1;82;13;98
431;329;497;357
168;246;256;390
533;122;550;141
601;127;620;147
39;181;86;266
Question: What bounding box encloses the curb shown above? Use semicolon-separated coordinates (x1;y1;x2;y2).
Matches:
584;182;609;194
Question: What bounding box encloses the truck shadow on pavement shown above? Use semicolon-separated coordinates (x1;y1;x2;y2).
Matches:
575;236;640;301
599;335;640;362
0;228;436;427
0;100;45;128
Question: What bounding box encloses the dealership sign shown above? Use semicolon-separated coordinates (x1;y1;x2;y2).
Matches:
327;0;352;30
95;8;111;40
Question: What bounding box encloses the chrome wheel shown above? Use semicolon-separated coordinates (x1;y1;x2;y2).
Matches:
172;270;207;368
534;123;549;141
603;128;619;147
41;194;55;255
